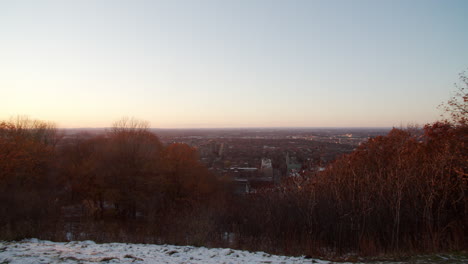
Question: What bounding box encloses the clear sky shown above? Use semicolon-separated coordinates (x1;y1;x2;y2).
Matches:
1;0;467;128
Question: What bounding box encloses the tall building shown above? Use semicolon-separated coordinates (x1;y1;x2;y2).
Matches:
261;158;273;178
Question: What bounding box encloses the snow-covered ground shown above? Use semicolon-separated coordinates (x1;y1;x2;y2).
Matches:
0;239;335;264
2;239;466;264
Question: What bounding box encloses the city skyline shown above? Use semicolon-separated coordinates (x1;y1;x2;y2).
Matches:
1;0;468;128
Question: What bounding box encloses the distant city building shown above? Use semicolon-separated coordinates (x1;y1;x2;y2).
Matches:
233;178;250;194
286;152;301;174
218;143;225;157
260;158;273;178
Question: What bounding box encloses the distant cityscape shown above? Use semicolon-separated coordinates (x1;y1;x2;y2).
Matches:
62;127;391;194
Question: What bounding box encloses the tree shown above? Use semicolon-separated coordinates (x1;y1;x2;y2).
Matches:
161;143;219;205
102;117;163;219
0;117;60;238
440;71;468;125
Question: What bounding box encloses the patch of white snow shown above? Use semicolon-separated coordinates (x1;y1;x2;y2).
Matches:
0;239;336;264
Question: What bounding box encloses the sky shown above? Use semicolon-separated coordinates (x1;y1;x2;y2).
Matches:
1;0;467;128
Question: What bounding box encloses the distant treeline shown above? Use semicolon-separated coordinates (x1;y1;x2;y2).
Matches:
0;76;466;257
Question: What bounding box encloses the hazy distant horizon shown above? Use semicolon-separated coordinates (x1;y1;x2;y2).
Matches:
63;126;394;130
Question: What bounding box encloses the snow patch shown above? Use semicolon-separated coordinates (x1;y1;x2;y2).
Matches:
0;239;338;264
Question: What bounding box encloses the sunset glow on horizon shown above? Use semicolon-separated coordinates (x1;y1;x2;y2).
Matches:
1;0;468;128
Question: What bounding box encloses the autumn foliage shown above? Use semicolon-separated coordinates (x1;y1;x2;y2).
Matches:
0;77;466;257
0;117;228;244
0;117;60;239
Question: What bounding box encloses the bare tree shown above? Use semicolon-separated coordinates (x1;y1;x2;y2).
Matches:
440;71;468;125
8;115;60;147
110;117;150;134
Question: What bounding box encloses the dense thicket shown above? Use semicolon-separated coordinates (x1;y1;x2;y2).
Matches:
1;118;465;256
0;117;60;239
0;117;229;245
232;122;467;256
